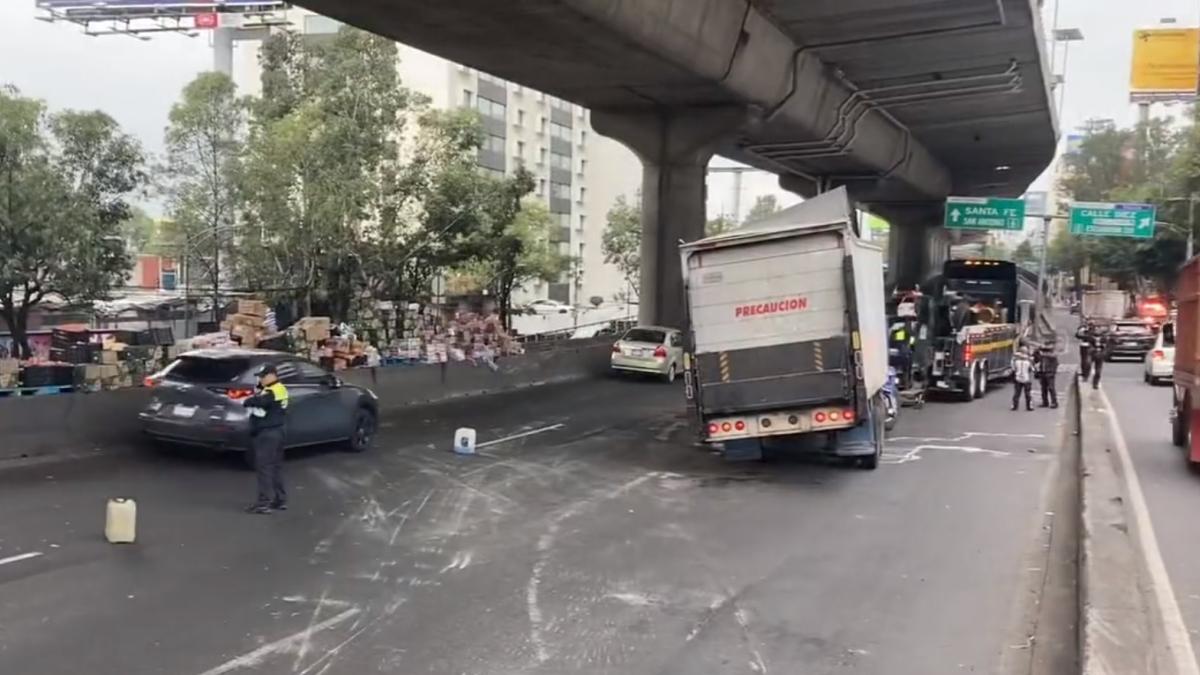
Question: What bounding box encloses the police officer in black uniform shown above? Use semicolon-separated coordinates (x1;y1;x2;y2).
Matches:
1036;343;1059;408
243;363;290;514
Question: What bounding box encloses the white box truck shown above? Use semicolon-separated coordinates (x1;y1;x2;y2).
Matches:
678;189;888;468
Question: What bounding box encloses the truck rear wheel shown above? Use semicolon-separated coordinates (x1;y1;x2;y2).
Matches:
857;397;885;470
1172;397;1188;448
960;365;977;402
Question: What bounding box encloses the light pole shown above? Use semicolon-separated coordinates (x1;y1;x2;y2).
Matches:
1163;196;1198;258
1052;28;1085;123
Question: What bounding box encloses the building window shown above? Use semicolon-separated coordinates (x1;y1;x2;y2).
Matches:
538;179;546;196
578;186;586;202
550;122;571;141
550;182;571;200
578;214;586;230
557;213;571;228
539;117;547;135
479;166;505;179
304;15;342;35
580;130;588;145
517;110;525;126
462;89;473;107
476;96;506;120
550;151;571;170
579;159;587;174
539;147;547;165
516;140;525;158
483;134;505;153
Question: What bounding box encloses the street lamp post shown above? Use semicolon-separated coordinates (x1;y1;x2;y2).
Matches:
1052;28;1085;123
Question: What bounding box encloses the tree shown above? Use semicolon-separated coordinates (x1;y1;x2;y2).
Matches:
743;194;780;224
458;194;571;326
238;26;417;319
0;88;142;357
120;207;158;253
162;72;247;317
706;215;737;236
1013;239;1036;266
602;195;641;299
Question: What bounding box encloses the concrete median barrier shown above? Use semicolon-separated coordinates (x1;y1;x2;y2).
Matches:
0;337;615;465
1074;376;1199;675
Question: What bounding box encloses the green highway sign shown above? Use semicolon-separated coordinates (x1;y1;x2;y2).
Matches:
944;196;1025;231
1068;201;1156;238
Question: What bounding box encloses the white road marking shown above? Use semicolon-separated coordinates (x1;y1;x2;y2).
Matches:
883;444;1011;465
0;552;43;567
1100;388;1200;675
194;607;361;675
477;424;565;450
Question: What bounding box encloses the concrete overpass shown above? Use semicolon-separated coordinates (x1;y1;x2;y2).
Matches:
296;0;1058;327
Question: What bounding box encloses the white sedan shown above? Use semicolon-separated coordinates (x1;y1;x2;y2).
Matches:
611;326;684;382
1144;322;1175;385
523;299;571;314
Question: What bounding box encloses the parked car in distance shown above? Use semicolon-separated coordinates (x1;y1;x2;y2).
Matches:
524;299;571;314
610;326;684;382
1107;320;1156;360
139;349;379;465
1145;321;1175;385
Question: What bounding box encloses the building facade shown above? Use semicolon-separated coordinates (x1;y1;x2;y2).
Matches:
231;10;642;308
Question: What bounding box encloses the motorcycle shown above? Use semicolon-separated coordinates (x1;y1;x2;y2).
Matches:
882;366;900;432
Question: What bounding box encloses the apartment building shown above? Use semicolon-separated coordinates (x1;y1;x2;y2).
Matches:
232;11;641;307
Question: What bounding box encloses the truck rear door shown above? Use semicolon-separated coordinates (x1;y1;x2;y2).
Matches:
686;231;849;414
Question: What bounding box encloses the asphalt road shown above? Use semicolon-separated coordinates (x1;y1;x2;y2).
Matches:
1101;353;1200;657
0;365;1072;674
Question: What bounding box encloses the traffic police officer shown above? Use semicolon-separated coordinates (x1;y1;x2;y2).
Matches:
244;363;289;514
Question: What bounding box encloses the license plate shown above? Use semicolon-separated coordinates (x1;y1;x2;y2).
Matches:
1123;341;1137;347
173;405;197;418
634;349;649;358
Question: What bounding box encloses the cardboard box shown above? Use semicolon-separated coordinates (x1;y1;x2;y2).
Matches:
231;324;260;347
0;359;19;375
99;350;120;365
238;299;268;317
230;314;264;329
295;317;331;343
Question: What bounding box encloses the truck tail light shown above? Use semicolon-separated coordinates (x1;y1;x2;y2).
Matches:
734;420;746;432
964;344;974;363
707;423;719;435
814;411;827;423
842;409;855;423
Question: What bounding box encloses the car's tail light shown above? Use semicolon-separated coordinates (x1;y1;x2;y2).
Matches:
842;410;855;423
143;376;158;388
612;343;621;354
1154;350;1165;360
654;345;667;359
213;387;255;400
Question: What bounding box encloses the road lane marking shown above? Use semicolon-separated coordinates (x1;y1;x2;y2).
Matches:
477;424;564;450
0;552;43;567
1100;388;1200;675
194;607;361;675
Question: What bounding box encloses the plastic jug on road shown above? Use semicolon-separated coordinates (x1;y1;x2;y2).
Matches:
105;498;137;544
454;428;477;455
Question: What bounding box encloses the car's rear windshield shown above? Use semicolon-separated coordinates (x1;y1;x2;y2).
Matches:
164;357;251;384
623;329;666;344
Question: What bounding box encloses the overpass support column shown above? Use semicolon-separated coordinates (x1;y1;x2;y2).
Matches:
891;223;931;290
593;107;751;329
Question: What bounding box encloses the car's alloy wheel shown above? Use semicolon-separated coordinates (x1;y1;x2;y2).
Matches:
347;409;376;453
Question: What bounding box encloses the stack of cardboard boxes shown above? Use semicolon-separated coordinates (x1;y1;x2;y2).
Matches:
0;359;19;389
221;299;272;348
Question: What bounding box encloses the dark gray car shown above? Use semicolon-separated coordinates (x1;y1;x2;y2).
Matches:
139;349;379;463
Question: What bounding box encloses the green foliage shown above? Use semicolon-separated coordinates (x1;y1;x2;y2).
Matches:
602;195;641;297
743;194;780;224
0;87;142;356
706;215;737;236
162;72;247;308
1013;239;1036;266
1056;114;1200;292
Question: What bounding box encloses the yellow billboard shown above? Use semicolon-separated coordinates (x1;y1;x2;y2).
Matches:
1130;28;1199;97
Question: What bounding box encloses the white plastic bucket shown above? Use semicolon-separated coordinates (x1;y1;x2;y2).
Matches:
454;428;477;455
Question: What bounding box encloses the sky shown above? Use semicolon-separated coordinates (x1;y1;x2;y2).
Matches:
1;1;1197;217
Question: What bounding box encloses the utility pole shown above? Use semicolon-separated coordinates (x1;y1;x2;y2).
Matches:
1035;215;1051;334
